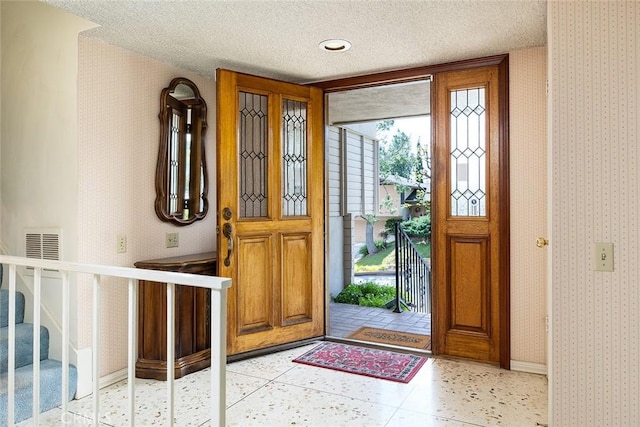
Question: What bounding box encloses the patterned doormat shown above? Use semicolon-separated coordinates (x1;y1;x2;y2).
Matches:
292;341;427;383
346;327;431;351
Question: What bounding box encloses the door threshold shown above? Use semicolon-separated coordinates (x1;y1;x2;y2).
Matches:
226;337;324;363
324;335;432;357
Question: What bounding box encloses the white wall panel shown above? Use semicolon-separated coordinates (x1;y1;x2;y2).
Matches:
327;127;342;217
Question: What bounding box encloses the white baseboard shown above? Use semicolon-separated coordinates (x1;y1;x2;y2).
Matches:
510;360;547;375
75;348;93;399
74;348;129;399
100;367;128;389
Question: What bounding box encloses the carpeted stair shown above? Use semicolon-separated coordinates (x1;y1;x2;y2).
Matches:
0;265;77;424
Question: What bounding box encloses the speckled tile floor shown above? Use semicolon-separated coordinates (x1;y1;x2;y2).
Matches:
20;342;548;426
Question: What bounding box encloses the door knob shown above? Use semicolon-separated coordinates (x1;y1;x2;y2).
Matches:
222;207;232;221
536;237;549;248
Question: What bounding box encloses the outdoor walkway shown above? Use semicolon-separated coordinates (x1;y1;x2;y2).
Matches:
328;301;431;339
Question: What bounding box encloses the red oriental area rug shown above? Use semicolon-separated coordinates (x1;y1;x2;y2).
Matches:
292;342;427;383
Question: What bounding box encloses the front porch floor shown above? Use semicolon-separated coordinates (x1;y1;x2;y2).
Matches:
328;302;431;339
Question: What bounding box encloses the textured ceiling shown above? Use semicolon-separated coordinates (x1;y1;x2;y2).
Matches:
328;80;431;125
44;0;547;83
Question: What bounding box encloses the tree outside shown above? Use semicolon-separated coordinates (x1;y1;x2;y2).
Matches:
358;117;431;263
378;120;416;181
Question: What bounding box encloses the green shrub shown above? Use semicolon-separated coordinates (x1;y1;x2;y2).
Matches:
333;282;396;308
359;293;392;307
333;284;364;305
384;218;403;235
358;241;387;258
374;240;387;250
401;215;431;238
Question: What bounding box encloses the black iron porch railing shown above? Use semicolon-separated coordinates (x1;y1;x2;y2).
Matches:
391;222;431;314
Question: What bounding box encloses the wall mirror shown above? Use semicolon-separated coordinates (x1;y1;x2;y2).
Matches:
155;77;208;225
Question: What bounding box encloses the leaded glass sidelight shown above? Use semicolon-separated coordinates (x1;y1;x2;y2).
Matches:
282;99;308;216
238;91;269;218
450;87;486;217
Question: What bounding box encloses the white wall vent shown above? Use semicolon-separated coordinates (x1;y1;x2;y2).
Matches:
24;228;62;277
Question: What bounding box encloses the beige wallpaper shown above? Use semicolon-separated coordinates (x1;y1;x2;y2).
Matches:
77;37;216;375
509;47;547;366
549;1;639;425
74;40;552;376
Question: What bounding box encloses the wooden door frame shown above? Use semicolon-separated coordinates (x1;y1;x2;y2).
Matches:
316;54;510;368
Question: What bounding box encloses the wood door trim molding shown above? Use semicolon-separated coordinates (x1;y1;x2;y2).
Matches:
313;54;508;92
317;54;510;369
497;56;511;369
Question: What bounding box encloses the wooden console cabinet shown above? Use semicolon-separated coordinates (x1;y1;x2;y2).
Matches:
134;251;217;380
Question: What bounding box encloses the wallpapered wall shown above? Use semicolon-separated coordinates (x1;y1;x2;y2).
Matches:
550;1;639;424
509;47;547;367
77;37;216;375
77;37;550;375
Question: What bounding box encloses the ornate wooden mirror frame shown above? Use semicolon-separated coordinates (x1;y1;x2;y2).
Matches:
155;77;208;225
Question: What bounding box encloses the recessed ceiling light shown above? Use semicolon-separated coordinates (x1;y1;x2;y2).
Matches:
319;39;352;52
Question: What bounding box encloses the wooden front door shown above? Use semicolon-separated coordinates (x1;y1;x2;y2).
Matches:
216;69;325;356
432;63;509;367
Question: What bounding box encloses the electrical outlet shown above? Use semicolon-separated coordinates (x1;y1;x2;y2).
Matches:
117;235;127;254
166;232;179;248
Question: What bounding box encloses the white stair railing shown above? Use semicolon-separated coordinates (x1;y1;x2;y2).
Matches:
0;255;231;427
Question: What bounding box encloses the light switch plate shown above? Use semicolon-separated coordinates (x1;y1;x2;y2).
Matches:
593;242;614;272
